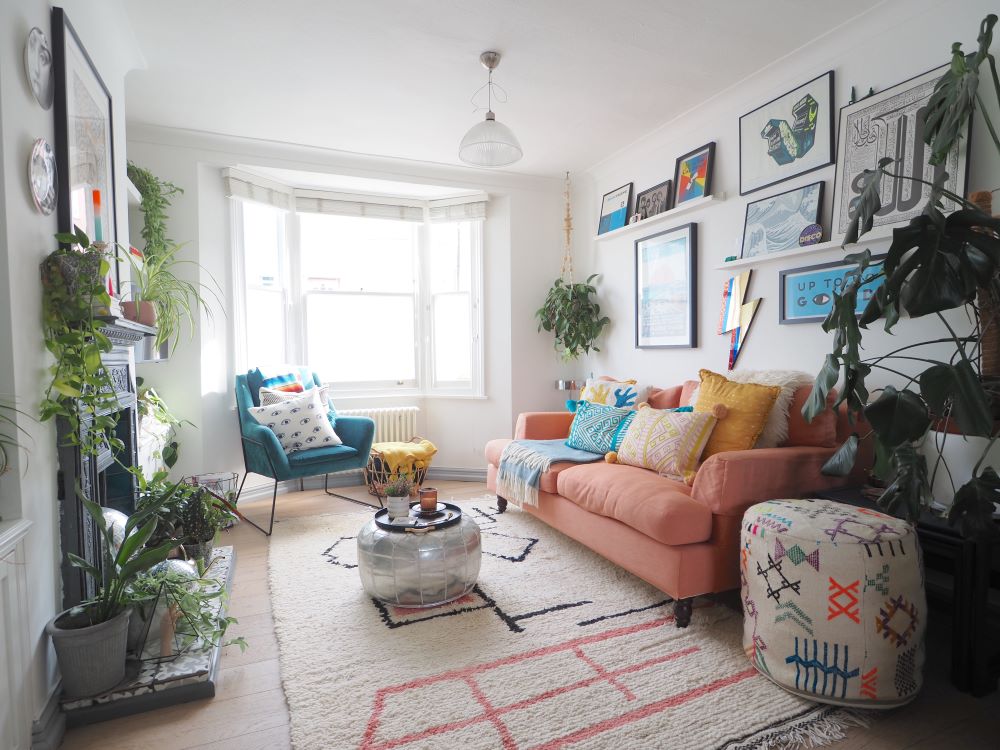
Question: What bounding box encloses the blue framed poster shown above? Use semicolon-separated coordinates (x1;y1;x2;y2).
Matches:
597;183;632;234
779;257;885;324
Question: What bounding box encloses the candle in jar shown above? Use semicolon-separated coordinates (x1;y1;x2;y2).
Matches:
418;487;438;512
92;189;103;242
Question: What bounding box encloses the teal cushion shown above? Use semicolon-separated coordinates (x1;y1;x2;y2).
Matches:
287;444;359;467
565;401;636;455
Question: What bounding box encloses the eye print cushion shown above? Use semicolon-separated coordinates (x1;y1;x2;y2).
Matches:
248;388;342;454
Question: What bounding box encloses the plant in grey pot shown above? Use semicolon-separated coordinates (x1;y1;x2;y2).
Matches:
384;475;414;519
46;499;173;697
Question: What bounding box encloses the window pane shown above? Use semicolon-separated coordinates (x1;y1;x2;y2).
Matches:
433;292;470;382
300;213;415;293
306;293;415;383
428;222;471;293
245;289;285;366
242;202;284;287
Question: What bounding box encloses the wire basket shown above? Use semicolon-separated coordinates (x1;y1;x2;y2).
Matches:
364;441;432;498
185;472;241;503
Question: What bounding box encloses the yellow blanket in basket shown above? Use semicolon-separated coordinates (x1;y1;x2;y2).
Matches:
371;439;437;473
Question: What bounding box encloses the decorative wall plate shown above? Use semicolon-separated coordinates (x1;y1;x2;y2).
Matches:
24;27;54;109
29;138;57;215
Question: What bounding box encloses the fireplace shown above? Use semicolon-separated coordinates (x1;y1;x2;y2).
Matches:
57;318;148;609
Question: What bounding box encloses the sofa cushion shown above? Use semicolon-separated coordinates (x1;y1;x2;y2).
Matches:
613;406;717;484
580;378;648;409
785;386;839;448
566;401;636;454
485;439;576;495
555;462;712;545
694;369;780;457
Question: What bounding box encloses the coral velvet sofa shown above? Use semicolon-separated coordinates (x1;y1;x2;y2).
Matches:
485;380;868;627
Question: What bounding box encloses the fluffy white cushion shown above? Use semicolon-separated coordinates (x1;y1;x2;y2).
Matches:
690;369;813;449
248;388;342;454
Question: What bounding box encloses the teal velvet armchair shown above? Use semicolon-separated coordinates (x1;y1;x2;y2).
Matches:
234;371;375;534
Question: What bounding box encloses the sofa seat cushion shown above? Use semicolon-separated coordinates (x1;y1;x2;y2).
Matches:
485;439;578;495
555;462;712;546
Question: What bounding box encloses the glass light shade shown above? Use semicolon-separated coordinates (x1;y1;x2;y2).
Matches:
459;111;523;167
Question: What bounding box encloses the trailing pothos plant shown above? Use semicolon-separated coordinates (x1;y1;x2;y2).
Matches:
536;274;611;361
127;161;182;260
40;227;123;459
805;14;1000;538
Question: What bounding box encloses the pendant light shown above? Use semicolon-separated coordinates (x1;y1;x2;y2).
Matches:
459;51;522;168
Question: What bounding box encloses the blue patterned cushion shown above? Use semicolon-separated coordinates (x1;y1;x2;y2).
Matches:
565;401;636;454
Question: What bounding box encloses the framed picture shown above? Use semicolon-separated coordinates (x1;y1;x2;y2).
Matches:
52;7;118;255
739;71;835;195
779;256;886;324
597;183;633;234
635;223;697;348
831;65;970;240
634;180;672;220
740;180;824;259
673;143;715;205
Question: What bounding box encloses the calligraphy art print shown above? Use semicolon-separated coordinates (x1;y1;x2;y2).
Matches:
831;65;970;241
739;71;834;195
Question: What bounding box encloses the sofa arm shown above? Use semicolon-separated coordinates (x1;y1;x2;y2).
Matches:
514;412;575;440
691;446;849;517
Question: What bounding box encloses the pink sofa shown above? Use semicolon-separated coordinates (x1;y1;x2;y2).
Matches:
485;381;869;627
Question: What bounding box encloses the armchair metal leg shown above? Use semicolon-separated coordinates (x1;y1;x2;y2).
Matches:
324;473;381;510
227;472;278;536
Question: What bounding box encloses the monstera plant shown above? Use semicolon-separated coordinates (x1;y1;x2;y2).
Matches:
536;274;611;361
805;14;1000;537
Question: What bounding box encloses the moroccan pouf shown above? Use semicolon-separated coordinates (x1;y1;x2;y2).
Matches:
740;498;925;708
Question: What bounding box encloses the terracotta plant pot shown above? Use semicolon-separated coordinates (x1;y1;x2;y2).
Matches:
121;300;157;327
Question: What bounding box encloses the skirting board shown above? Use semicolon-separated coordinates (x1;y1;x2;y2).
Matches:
31;686;65;750
235;467;487;502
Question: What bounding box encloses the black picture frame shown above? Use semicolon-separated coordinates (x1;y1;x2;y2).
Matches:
635;223;697;348
634;180;673;220
778;255;886;325
672;142;715;206
597;182;633;234
739;71;835;196
830;65;971;241
740;180;825;259
52;6;118;281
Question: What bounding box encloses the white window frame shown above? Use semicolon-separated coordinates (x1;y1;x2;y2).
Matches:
232;197;484;398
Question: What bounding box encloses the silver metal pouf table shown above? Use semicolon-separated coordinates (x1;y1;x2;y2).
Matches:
357;505;482;607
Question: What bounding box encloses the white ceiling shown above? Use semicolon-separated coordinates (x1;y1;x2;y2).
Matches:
123;0;878;176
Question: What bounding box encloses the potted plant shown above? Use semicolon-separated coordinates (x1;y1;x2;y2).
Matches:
804;13;1000;537
45;499;174;697
536;274;611;361
127;161;183;259
384;475;414;519
136;377;190;471
179;487;233;565
39;228;123;460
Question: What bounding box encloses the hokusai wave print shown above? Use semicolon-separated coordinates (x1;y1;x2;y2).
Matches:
741;181;824;258
832;64;969;238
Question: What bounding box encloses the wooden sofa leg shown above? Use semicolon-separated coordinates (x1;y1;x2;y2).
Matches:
674;598;693;628
496;496;508;513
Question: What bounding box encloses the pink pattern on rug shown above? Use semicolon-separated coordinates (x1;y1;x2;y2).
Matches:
360;612;756;750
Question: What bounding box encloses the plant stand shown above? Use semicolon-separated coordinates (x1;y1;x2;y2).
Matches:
60;546;236;726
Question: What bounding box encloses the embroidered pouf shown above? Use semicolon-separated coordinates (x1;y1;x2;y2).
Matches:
740;498;925;708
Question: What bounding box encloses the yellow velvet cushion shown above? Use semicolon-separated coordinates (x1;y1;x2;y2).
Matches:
694;369;780;457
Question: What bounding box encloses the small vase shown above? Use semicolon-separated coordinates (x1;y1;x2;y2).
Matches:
122;300;157;327
386;494;410;520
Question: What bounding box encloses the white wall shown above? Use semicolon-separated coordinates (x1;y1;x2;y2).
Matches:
125;125;567;479
0;0;142;731
576;0;1000;391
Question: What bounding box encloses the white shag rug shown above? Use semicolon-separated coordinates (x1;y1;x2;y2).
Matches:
268;497;866;749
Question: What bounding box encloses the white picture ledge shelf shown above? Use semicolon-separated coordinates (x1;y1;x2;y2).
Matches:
713;232;894;271
593;193;725;242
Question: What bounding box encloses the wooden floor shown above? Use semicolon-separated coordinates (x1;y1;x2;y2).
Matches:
60;481;1000;750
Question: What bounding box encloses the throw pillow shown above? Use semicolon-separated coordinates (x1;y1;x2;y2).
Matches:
694;369;780;457
609;405;718;484
248;388;342;454
261;371;304;394
578;378;648;410
260;383;335;410
565;401;636;454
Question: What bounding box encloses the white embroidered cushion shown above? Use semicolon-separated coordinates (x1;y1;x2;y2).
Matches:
260;384;334;409
248;388;342;454
612;406;717;484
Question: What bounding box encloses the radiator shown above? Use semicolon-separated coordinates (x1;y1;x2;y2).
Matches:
339;406;420;443
1;520;33;750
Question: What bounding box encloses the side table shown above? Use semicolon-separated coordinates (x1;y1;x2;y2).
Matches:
820;489;1000;696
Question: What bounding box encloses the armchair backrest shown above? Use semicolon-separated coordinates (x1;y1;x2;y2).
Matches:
236;369;324;433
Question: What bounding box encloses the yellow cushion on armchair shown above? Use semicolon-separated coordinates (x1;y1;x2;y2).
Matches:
694;369;779;457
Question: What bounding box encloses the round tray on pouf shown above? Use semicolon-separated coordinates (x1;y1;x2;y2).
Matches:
374;502;462;532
